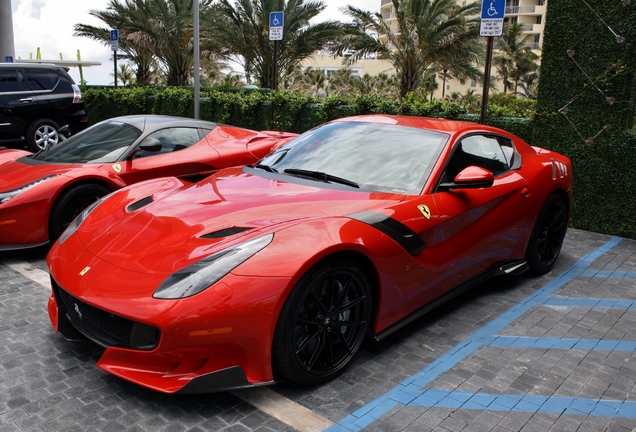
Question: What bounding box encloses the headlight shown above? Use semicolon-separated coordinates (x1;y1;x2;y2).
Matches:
153;234;273;299
0;175;58;204
57;197;105;245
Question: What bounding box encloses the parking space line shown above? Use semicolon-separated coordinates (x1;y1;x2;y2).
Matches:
4;258;333;432
328;237;632;432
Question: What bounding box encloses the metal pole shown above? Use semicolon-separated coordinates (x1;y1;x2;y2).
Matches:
0;0;16;62
479;36;494;125
272;40;278;91
193;0;200;119
114;50;118;88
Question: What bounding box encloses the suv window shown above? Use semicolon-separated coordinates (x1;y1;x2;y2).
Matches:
25;68;60;91
0;69;27;92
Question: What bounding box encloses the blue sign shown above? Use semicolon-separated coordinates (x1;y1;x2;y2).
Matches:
5;56;14;63
481;0;505;19
269;12;284;28
110;29;119;41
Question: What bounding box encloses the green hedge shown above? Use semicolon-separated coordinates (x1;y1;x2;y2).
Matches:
534;0;636;238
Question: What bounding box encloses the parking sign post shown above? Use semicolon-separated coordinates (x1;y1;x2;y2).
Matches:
110;29;119;88
479;0;505;124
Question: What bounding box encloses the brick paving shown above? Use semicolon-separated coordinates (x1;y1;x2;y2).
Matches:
1;229;635;431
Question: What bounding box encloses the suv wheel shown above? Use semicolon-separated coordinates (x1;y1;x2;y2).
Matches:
27;119;59;152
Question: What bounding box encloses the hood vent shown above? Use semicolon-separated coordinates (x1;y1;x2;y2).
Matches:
200;227;252;239
127;196;153;212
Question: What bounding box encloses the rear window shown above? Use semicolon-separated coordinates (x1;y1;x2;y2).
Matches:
25;68;60;91
0;69;26;92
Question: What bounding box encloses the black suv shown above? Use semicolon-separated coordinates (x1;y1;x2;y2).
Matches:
0;63;88;152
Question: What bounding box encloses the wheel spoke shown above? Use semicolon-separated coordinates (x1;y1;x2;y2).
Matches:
306;333;326;371
295;327;321;354
337;294;366;314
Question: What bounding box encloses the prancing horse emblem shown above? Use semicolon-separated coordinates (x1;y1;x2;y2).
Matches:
112;163;122;173
418;204;431;220
79;266;91;276
74;303;83;320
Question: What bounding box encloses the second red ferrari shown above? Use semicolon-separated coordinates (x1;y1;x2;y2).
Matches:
0;115;296;249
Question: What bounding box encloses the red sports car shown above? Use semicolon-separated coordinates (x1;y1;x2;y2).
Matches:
46;115;572;393
0;115;296;249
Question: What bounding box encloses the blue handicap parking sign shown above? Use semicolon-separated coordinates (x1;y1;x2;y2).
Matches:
481;0;505;19
269;12;284;28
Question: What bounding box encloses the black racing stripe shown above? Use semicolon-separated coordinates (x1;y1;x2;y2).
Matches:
347;210;426;255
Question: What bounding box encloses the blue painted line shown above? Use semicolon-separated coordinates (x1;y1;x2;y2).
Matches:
407;390;636;418
489;336;636;352
327;237;626;431
545;297;636;309
580;271;636;279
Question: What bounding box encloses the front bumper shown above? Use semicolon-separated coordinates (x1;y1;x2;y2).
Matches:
47;237;293;393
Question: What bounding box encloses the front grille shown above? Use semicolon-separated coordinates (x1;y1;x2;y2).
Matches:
53;280;159;350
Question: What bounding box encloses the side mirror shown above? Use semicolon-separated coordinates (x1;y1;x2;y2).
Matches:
138;137;162;152
58;125;70;142
438;166;495;191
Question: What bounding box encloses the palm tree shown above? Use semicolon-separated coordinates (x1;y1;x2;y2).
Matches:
76;0;217;86
113;63;136;86
203;0;344;90
74;0;156;84
493;23;539;93
335;0;482;100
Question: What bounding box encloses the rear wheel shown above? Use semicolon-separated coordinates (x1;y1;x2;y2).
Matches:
525;193;568;274
26;119;59;152
49;183;111;242
272;259;372;385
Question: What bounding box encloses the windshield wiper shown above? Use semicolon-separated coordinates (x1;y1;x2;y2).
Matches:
253;163;278;173
283;168;359;188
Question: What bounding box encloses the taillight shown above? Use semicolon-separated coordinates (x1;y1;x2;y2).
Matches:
72;84;82;103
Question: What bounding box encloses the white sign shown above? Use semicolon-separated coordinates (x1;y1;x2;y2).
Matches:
269;11;284;41
480;19;504;37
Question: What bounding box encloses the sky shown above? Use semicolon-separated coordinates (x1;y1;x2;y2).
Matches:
9;0;380;86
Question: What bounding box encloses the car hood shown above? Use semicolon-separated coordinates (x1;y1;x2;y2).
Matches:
79;168;405;274
0;153;72;191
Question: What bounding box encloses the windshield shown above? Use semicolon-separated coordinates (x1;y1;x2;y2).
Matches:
31;121;142;164
257;121;448;194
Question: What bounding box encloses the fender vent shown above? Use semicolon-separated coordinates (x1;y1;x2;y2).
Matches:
127;196;153;212
200;227;252;239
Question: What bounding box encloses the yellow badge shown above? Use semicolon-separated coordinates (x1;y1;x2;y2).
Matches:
418;204;431;220
112;164;121;173
79;266;91;276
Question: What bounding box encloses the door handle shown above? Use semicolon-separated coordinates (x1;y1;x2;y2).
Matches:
19;98;33;102
521;187;530;197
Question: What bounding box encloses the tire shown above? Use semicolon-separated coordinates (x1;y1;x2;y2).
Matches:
272;259;372;386
525;193;568;274
26;118;60;152
49;183;111;242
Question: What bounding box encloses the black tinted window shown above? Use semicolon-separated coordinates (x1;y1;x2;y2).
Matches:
446;135;513;180
25;69;60;91
0;69;25;92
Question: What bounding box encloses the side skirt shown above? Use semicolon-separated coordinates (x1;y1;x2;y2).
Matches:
374;260;528;341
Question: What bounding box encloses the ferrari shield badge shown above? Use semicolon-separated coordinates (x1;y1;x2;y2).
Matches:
79;266;91;276
418;204;431;220
112;163;122;173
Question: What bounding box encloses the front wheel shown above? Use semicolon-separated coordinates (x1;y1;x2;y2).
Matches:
272;259;372;386
49;183;111;242
525;193;568;274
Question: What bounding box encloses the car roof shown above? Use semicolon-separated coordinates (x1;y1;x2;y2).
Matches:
333;115;504;136
0;62;65;70
106;115;219;130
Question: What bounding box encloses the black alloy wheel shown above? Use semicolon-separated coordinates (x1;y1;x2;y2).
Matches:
526;193;568;274
273;259;372;385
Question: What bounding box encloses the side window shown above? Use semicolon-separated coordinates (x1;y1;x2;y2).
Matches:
445;135;513;180
135;127;201;158
0;69;26;92
25;69;60;91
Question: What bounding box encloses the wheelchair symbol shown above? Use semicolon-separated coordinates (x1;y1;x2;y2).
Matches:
272;15;280;26
487;0;498;16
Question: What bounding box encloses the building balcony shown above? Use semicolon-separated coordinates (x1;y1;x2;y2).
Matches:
505;5;539;14
381;0;392;5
